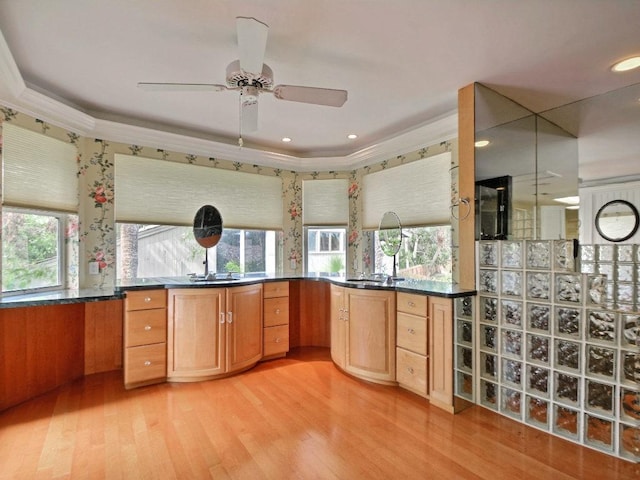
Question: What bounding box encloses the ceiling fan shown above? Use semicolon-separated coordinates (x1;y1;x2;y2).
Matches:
138;17;348;142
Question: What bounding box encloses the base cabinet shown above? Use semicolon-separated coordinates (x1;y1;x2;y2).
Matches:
167;284;263;381
330;285;396;384
263;281;290;358
396;292;429;398
428;296;454;412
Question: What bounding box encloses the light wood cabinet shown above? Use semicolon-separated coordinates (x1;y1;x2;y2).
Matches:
330;284;396;384
428;296;454;413
167;284;263;381
263;281;290;358
396;292;428;398
124;289;167;389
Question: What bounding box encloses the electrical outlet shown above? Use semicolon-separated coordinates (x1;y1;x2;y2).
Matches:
88;261;100;275
290;258;296;270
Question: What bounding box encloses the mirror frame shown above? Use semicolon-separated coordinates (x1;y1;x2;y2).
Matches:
594;199;639;242
378;211;402;257
193;205;223;248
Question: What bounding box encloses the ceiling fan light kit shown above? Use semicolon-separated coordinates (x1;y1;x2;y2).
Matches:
138;16;348;139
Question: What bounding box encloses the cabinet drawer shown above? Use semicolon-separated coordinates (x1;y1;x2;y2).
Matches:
125;289;167;311
264;297;290;327
396;347;428;398
263;281;289;298
124;343;166;386
125;309;167;347
397;312;427;355
397;292;427;316
263;325;289;356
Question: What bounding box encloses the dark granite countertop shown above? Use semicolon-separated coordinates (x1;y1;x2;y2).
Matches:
0;288;122;309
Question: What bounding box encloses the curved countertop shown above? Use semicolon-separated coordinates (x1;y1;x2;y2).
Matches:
0;275;476;309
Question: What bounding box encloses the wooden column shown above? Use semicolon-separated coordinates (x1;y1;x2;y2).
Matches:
458;84;476;290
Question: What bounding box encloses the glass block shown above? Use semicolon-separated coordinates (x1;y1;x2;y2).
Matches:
585;379;614;416
479;269;498;295
458;346;473;372
501;241;523;269
481;380;498;409
616;282;635;304
580;244;595;262
621;314;640;349
580;261;596;274
555;306;582;338
501;270;522;297
457;320;473;346
617;263;636;283
621;350;640;386
555;372;580;406
526;272;551;300
585;274;607;306
502;358;522;386
597;262;614;279
587;345;616;379
501;387;522;418
526;396;549;428
527;366;549;398
620;424;640;462
502;329;522;358
527;334;550;365
555;339;581;371
554;405;579;440
479;240;499;267
527;303;551;332
555;273;582;304
553;239;575;271
456;296;473;319
621;388;640;422
617;244;635;263
587;310;617;344
456;371;474;401
597;244;615;262
501;299;523;328
617;303;636;313
526;240;551;270
479;296;498;323
481;352;498;379
480;325;497;352
585;414;613;451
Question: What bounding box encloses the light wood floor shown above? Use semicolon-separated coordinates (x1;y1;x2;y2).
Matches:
1;347;638;479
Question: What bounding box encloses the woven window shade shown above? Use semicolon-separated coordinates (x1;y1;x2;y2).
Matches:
302;179;349;226
362;152;451;229
115;155;283;230
2;123;78;213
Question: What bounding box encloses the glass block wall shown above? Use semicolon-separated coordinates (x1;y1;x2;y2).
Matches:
472;240;640;462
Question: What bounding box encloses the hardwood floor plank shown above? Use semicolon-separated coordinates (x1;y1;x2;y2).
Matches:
0;347;638;479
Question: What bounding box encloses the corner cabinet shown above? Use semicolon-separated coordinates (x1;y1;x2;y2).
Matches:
167;284;263;382
330;284;396;385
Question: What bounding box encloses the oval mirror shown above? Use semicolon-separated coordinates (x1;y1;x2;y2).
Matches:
379;211;402;257
595;199;639;242
193;205;223;248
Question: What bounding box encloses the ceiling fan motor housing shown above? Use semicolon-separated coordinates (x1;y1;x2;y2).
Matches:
226;60;274;90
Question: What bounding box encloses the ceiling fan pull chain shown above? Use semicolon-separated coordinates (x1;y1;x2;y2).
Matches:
238;90;243;148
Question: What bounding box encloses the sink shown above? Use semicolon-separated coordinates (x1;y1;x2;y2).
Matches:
346;278;383;283
189;275;240;282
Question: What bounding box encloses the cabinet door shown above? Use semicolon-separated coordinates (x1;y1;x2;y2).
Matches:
429;296;454;411
226;284;263;372
329;285;346;369
346;289;396;382
168;289;225;378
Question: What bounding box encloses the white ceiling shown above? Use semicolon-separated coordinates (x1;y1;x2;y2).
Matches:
0;0;639;173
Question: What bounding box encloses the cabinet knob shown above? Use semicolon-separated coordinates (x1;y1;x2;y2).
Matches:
144;297;151;303
275;338;281;343
407;328;415;334
407;367;414;374
144;361;152;366
144;325;152;331
408;301;415;308
275;308;280;315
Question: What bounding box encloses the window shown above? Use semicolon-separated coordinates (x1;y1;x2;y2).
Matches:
116;223;280;279
305;227;346;276
2;209;65;293
373;225;452;282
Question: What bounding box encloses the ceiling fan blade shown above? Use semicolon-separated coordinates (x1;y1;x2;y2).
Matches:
241;97;259;133
236;17;268;75
138;82;228;92
272;85;348;107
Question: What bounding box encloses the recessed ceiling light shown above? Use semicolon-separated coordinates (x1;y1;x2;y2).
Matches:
281;137;292;143
347;134;358;139
474;140;490;148
554;195;580;205
611;56;640;72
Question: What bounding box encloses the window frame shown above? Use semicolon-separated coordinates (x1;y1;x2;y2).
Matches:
303;226;347;275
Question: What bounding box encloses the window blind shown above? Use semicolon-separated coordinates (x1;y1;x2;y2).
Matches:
115;155;283;230
302;179;349;226
2;123;78;213
362;152;451;229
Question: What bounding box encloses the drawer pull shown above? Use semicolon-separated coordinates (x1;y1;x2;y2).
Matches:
408;301;415;308
407;367;414;374
407;328;415;335
144;325;152;331
144;361;152;366
144;297;152;303
275;308;280;315
275;338;281;343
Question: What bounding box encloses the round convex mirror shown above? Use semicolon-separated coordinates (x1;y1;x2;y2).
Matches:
378;211;402;257
595;199;639;242
193;205;223;248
